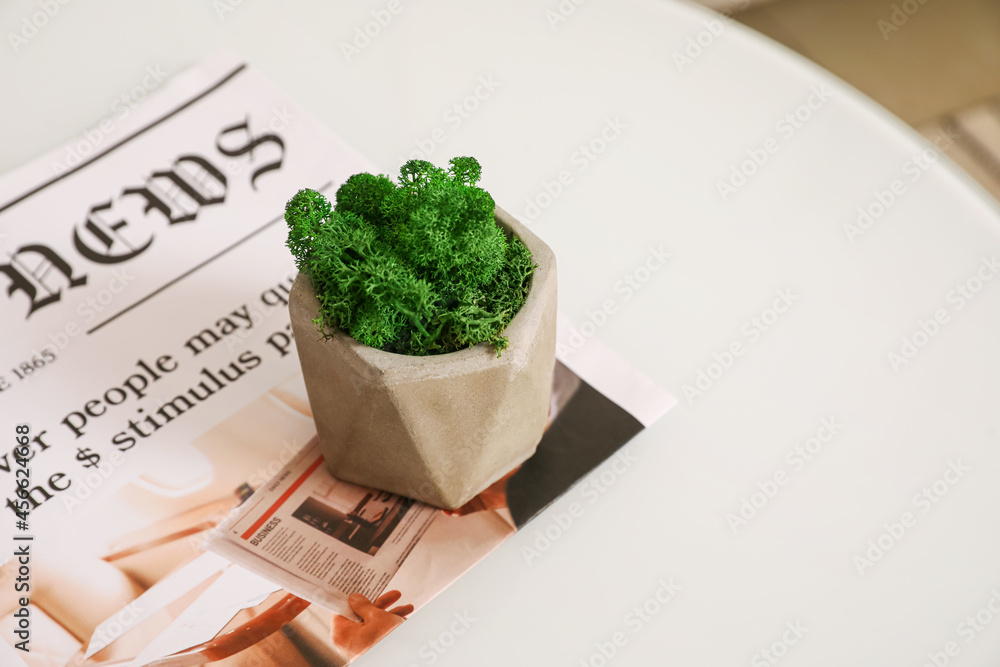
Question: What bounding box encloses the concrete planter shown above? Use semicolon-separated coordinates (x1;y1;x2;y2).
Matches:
289;207;557;509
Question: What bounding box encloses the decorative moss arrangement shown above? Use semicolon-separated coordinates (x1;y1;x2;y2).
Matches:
285;157;535;356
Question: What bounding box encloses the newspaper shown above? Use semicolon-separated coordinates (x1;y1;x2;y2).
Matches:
0;50;676;665
0;48;374;544
208;439;439;610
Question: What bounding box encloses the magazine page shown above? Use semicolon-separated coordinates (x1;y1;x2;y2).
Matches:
72;348;672;666
195;350;674;665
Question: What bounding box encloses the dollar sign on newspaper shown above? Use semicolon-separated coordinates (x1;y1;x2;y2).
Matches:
76;447;101;469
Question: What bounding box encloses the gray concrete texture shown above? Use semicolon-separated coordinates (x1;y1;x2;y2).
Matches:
289;207;558;509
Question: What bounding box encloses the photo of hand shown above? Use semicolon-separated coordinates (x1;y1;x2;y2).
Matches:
331;590;414;660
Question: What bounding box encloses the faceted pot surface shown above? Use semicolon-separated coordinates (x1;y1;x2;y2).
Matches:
288;207;557;509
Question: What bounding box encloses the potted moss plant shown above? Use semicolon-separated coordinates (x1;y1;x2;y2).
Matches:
285;157;557;509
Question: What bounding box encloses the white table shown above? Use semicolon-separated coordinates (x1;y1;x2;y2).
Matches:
4;1;1000;665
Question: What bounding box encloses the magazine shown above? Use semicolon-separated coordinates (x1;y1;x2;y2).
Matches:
203;344;675;614
0;51;675;666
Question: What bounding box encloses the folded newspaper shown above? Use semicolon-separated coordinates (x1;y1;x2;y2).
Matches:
207;439;440;610
0;50;675;666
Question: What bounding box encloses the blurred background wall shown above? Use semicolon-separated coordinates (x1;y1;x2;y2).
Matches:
695;0;1000;201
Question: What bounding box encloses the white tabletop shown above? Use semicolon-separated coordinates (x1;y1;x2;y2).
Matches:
4;0;1000;665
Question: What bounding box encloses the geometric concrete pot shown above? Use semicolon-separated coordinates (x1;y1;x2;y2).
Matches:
288;206;557;509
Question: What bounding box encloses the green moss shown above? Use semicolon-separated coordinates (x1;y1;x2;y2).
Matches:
285;157;534;356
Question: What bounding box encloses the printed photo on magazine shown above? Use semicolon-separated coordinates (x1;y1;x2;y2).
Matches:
87;351;673;666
